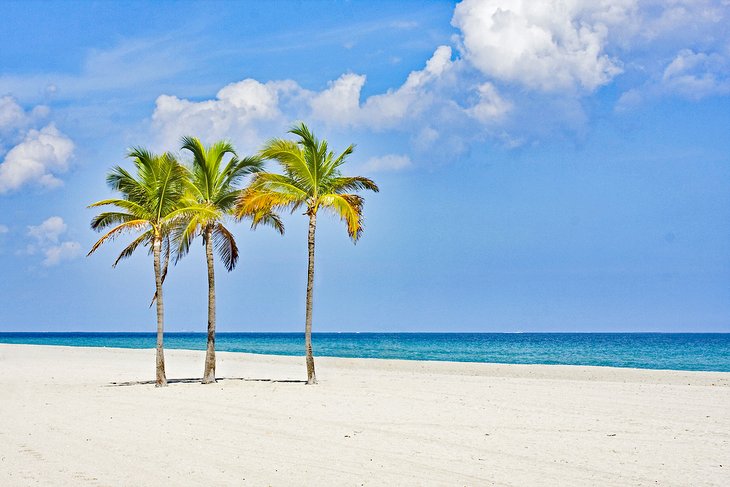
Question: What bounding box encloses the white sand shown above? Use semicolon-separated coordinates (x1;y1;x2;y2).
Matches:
0;344;728;486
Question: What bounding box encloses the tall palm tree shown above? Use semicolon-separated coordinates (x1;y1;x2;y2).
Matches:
88;148;203;387
236;123;378;384
176;136;283;384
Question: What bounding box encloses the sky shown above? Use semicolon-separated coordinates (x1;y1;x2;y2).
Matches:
0;0;729;333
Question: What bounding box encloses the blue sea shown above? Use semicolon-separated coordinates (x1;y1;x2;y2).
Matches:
0;332;729;372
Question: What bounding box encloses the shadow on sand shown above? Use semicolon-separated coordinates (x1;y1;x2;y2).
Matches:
108;377;307;387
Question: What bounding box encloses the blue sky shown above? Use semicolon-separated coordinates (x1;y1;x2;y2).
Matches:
1;0;729;332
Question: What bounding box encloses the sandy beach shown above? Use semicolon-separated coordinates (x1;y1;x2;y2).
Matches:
0;344;728;486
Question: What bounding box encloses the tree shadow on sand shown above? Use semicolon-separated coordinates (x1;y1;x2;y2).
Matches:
108;377;307;387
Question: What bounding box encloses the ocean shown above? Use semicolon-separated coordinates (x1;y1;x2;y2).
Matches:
1;332;728;372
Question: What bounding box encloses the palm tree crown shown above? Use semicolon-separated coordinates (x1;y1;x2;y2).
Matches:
88;148;194;265
175;136;282;270
237;123;378;239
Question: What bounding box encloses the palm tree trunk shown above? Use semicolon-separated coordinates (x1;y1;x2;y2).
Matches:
153;236;167;387
305;212;317;385
202;225;217;384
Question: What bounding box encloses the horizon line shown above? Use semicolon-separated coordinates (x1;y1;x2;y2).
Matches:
1;330;729;334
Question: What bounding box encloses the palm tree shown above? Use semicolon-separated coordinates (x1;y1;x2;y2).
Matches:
88;148;201;387
176;136;283;384
236;123;379;384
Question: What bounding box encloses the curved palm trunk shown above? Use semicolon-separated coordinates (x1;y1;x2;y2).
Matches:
202;225;217;384
153;236;167;387
305;212;317;385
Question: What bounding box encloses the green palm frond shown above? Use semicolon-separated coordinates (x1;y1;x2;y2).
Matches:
219;156;263;196
260;139;313;187
212;223;239;271
172;211;206;262
250;173;309;197
89;211;138;231
239;122;377;242
249;209;285;235
326;176;379;194
161;234;171;284
88;199;151;220
176;137;276;271
88;147;189;266
112;230;152;267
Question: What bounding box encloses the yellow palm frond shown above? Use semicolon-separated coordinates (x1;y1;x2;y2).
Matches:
87;220;151;257
319;193;364;241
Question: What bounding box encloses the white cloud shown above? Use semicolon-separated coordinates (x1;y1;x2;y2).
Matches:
26;216;80;267
42;241;82;267
151;46;474;153
412;127;440;151
362;154;412;172
0;96;28;133
661;49;730;99
146;0;730;159
617;47;730;109
311;46;457;129
148;43;512;162
0;224;8;234
466;82;512;123
452;0;627;92
151;78;304;150
0;124;74;193
361;45;455;126
28;216;67;244
310;73;367;127
0;96;50;144
637;0;729;43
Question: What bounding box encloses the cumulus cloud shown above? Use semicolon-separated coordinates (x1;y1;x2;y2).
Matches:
466;82;512;123
143;40;524;163
0;124;75;193
147;0;730;159
637;0;729;43
362;154;412;172
0;96;30;135
311;46;458;129
151;45;512;158
152;44;472;149
26;216;81;267
0;96;50;148
42;241;82;267
661;49;730;99
28;216;67;244
617;47;730;110
151;78;305;150
310;73;367;127
452;0;627;92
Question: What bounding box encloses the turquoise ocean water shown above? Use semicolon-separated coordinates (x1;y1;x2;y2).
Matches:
0;332;728;372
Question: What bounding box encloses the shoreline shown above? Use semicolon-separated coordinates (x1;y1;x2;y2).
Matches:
1;344;728;486
3;343;729;385
0;332;730;373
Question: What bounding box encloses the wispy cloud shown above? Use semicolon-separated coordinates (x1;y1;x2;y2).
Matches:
362;154;412;172
26;216;81;267
0;37;197;103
